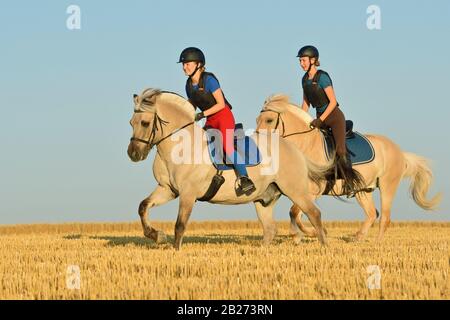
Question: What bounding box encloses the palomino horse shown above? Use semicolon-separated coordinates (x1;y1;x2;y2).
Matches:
127;89;334;250
256;95;441;242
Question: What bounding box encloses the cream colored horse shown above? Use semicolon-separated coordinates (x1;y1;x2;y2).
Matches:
127;89;334;250
257;95;441;241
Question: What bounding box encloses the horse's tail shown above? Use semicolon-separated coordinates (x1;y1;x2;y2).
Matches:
304;154;336;193
336;155;367;197
402;152;441;210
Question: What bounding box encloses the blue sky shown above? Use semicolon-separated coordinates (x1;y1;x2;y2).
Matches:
0;0;449;224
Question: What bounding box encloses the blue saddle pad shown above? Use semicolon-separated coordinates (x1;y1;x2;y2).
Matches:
206;130;262;171
323;131;375;165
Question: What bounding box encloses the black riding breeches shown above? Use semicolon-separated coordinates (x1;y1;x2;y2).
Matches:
318;107;347;157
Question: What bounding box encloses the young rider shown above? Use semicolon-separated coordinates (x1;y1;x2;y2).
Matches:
298;45;363;195
179;47;256;195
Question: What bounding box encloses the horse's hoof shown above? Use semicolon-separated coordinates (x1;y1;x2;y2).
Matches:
341;234;358;243
318;234;328;247
354;233;365;242
375;237;385;244
143;229;155;240
155;231;167;244
303;228;318;238
292;234;302;245
261;239;273;246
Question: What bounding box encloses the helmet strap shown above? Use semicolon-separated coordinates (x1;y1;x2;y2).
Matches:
307;58;313;73
188;63;202;79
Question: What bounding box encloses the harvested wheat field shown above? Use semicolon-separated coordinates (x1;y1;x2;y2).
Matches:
0;220;448;300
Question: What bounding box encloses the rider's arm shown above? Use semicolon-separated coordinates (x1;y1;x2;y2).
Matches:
318;86;337;121
301;95;310;112
202;76;226;117
203;88;226;117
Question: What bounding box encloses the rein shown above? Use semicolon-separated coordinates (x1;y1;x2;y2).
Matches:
258;109;315;138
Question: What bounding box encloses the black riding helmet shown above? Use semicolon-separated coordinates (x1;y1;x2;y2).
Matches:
178;47;205;65
297;45;319;59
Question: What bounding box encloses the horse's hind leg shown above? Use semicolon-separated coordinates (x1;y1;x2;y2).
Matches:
254;201;277;245
139;185;176;243
377;174;401;242
354;192;378;241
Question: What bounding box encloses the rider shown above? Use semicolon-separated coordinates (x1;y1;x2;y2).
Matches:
297;45;363;195
179;47;256;195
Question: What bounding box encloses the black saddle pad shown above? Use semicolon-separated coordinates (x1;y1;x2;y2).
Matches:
322;121;375;165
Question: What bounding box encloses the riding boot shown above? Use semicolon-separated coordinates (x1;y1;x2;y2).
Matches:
337;153;363;197
228;150;256;195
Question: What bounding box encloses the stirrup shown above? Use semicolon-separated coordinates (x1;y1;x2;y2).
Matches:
235;176;256;195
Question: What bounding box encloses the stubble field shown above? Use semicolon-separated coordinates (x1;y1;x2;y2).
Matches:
0;220;448;300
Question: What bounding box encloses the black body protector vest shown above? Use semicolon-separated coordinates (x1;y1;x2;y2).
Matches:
302;70;339;110
186;72;232;112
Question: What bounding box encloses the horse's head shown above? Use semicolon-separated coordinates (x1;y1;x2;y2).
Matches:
127;88;161;162
127;88;195;162
256;94;313;136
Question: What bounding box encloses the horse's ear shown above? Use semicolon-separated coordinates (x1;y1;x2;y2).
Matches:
133;94;139;106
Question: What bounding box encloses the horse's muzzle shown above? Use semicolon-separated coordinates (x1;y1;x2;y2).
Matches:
127;142;149;162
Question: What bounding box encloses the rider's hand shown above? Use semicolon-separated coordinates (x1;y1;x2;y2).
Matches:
310;118;323;129
194;112;205;122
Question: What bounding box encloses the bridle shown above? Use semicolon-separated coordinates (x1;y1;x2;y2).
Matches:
130;109;194;149
258;109;315;138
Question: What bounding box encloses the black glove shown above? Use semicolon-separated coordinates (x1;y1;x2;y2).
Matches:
194;112;205;122
310;118;323;129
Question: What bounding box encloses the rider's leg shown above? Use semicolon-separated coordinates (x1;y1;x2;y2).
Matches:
218;113;256;194
322;107;346;157
322;108;364;195
227;151;256;194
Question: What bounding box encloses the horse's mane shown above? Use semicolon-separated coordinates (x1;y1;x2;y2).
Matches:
136;88;195;117
262;94;313;124
141;88;161;102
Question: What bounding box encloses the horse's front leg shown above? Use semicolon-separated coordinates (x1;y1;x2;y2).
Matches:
139;185;177;244
254;201;277;245
174;194;196;250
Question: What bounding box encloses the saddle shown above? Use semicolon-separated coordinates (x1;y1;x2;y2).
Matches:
197;123;262;202
323;120;355;139
321;120;375;166
205;123;262;171
319;120;375;197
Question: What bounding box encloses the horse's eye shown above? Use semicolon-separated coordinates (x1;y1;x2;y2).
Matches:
141;121;150;128
267;119;273;123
